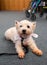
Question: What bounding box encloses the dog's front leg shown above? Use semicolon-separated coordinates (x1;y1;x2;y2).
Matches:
15;41;25;58
28;38;43;56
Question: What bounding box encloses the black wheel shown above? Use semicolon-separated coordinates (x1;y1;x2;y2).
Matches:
30;13;36;21
25;10;30;18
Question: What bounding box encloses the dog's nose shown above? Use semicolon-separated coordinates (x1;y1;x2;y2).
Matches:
22;29;26;34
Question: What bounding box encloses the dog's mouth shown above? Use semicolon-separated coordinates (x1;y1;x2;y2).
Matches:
23;32;26;34
20;33;30;39
22;32;31;36
20;34;27;38
22;32;27;35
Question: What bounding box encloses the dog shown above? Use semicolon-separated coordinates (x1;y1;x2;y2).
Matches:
4;20;43;58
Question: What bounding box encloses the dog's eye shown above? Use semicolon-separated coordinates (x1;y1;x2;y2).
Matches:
27;25;30;28
20;25;22;27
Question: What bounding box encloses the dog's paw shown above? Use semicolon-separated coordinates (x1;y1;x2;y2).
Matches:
18;52;25;58
32;49;43;56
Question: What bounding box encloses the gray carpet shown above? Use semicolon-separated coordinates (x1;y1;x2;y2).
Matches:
0;11;47;65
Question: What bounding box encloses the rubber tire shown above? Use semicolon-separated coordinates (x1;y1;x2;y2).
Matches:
25;10;30;18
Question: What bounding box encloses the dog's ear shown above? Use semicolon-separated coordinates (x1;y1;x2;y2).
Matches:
31;22;36;32
15;20;19;28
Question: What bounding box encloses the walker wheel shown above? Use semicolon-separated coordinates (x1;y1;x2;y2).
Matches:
25;10;30;18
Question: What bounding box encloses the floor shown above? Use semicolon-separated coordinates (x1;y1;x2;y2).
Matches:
0;11;47;65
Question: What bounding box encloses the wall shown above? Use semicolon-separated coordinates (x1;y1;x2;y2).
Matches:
0;0;31;11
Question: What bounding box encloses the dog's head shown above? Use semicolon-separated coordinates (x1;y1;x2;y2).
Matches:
15;20;36;38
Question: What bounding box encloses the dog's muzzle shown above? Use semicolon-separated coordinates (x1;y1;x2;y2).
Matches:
22;29;26;34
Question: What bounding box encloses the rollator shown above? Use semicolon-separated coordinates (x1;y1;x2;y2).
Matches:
25;0;41;20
